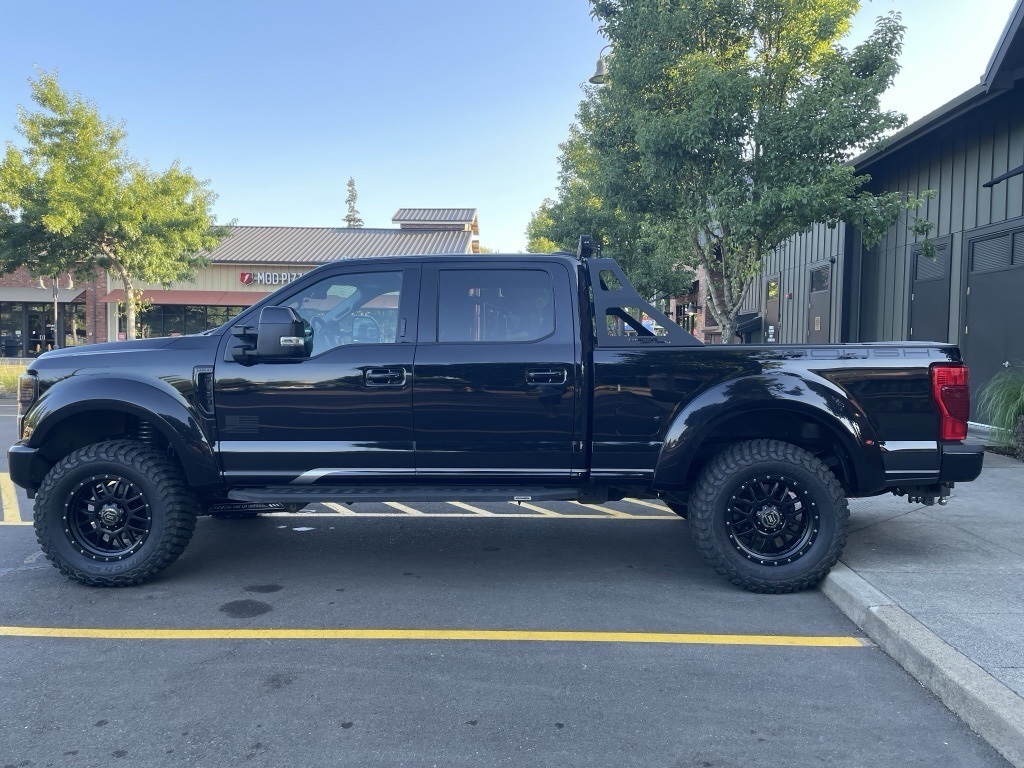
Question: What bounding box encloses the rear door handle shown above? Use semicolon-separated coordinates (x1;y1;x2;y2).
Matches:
526;368;567;384
364;367;407;387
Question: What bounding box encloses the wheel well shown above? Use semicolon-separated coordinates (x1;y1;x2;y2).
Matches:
36;410;176;474
681;410;857;495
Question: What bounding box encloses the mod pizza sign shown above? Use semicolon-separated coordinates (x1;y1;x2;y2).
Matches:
239;270;309;286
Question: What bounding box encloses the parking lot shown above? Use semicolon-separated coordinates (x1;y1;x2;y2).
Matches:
0;401;1008;767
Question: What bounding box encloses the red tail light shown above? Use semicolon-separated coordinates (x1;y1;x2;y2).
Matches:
931;363;969;442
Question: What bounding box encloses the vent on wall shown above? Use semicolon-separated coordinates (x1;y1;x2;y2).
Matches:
915;243;948;282
972;235;1011;272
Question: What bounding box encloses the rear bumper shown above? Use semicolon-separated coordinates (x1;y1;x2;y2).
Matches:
939;442;985;484
881;440;985;489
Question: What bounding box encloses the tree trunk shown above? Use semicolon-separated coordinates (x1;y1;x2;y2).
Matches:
719;316;737;344
114;262;137;340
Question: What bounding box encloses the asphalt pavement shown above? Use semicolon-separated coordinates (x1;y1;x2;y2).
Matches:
1;397;1022;765
823;445;1024;767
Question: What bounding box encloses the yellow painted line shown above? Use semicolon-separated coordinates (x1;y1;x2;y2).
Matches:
572;501;631;518
447;501;495;516
508;501;562;517
323;502;358;516
384;501;425;516
624;497;672;512
1;472;21;525
0;625;866;647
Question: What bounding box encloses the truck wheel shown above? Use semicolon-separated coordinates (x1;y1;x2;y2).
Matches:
688;440;848;594
33;441;198;587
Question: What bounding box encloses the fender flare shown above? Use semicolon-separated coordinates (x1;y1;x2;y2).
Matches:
653;373;885;494
24;373;220;489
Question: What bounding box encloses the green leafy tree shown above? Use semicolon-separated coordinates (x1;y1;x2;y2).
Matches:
569;0;928;341
345;176;364;228
527;120;692;299
0;71;227;340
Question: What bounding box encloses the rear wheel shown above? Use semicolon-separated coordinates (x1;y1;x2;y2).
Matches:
34;441;198;586
688;439;848;593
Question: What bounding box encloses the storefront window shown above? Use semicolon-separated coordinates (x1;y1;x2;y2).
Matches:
128;305;247;338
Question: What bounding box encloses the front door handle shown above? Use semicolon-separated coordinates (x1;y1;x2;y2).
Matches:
526;368;567;384
364;367;407;387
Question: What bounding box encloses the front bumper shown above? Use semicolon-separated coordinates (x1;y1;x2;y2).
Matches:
8;442;42;496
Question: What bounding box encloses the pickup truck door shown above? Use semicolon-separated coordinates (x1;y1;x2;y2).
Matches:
214;265;419;485
413;261;582;477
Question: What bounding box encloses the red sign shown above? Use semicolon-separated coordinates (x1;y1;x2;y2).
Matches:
239;272;254;285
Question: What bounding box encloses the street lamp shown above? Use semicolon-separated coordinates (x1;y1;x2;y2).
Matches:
589;45;612;85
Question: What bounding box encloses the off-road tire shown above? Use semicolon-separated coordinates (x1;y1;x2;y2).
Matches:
33;441;198;587
688;439;848;594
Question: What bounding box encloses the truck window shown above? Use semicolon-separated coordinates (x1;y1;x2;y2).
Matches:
283;271;403;355
437;269;555;343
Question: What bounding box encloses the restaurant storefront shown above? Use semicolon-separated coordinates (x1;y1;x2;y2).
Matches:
0;288;88;358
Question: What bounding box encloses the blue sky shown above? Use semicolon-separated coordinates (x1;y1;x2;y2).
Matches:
0;0;1019;252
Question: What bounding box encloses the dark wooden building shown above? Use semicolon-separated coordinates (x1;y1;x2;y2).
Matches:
746;0;1024;414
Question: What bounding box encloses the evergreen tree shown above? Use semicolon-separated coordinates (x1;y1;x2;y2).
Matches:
345;177;364;228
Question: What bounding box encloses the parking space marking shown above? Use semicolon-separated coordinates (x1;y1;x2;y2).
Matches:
571;501;631;518
262;511;678;521
0;472;25;525
384;501;425;515
0;624;868;647
623;497;673;512
447;501;496;516
323;502;358;515
507;501;562;516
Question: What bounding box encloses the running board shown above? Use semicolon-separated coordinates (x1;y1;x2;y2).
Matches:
227;486;582;505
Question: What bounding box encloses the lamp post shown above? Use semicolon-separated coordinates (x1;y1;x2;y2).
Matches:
51;277;59;350
589;45;612;85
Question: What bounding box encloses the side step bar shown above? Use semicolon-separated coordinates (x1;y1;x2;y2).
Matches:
228;486;581;505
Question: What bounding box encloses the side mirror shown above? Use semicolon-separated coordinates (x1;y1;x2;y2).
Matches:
255;306;309;360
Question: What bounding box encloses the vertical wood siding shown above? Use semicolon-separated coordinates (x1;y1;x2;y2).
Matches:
760;86;1024;345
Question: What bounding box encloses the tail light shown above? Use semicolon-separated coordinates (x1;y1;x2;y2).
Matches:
930;363;969;442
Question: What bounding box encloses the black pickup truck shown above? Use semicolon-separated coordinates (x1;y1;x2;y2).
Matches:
9;240;984;592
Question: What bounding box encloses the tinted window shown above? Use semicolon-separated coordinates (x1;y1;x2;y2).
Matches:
438;269;554;343
811;266;830;293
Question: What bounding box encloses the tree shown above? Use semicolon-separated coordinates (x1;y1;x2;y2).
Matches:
0;71;226;340
527;119;693;299
568;0;926;341
345;177;364;228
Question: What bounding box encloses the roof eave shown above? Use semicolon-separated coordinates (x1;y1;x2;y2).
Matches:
983;0;1024;90
850;84;991;171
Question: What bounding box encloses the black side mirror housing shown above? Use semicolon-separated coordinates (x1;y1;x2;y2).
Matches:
255;306;309;359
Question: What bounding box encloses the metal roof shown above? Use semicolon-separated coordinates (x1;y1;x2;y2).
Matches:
391;208;477;223
204;226;474;264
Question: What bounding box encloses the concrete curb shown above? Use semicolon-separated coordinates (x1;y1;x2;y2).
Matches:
822;562;1024;767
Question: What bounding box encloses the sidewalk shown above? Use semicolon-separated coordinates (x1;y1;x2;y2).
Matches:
822;446;1024;766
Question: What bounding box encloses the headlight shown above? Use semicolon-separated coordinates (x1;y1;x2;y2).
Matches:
17;373;37;426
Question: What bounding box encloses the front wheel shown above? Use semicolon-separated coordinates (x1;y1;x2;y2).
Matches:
688;440;848;594
33;441;199;586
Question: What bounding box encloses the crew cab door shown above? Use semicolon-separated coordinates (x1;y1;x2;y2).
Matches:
214;265;419;485
413;261;581;477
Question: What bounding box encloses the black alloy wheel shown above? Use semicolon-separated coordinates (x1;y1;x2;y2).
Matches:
723;473;819;566
688;439;848;593
34;440;198;586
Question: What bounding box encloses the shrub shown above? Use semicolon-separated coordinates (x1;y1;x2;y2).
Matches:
976;363;1024;460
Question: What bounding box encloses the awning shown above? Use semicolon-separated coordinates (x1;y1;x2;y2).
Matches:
0;288;85;303
100;289;268;306
735;312;763;337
